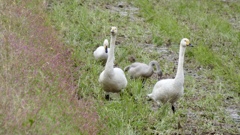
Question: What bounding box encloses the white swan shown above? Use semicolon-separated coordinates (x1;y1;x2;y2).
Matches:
147;38;192;113
99;27;127;99
124;60;162;85
93;39;109;61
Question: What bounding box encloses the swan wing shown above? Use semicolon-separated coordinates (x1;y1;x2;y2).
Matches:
99;68;127;92
150;79;175;102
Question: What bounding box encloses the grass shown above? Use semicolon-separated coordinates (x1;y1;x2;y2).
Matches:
0;0;239;134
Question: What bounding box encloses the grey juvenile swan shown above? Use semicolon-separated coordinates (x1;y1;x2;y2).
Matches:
124;60;162;86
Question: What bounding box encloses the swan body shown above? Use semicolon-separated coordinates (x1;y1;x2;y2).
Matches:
124;60;162;79
93;39;110;61
99;27;127;93
148;38;192;112
99;68;127;92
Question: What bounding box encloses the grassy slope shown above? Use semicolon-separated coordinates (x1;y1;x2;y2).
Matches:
49;0;240;134
0;0;239;134
0;0;100;134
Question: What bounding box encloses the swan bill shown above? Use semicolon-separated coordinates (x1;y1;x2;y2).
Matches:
188;43;193;47
105;45;108;53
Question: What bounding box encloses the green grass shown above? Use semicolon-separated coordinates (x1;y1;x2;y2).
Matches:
0;0;239;134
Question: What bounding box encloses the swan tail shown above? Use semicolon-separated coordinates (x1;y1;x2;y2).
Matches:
147;93;152;98
147;93;153;101
124;66;130;72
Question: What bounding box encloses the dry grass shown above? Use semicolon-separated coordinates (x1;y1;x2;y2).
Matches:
0;0;102;134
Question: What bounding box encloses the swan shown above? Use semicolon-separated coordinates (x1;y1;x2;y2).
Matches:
124;60;162;86
147;38;192;113
99;27;127;99
93;39;109;61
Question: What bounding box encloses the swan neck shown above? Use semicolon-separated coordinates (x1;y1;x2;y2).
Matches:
145;63;153;75
175;45;186;83
154;62;161;73
105;34;116;73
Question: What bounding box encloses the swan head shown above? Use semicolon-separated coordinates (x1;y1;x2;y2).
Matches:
150;60;158;67
180;38;192;47
110;26;118;36
150;60;163;80
103;39;109;53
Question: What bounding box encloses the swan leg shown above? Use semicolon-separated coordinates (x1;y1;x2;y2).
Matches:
105;93;112;101
171;105;175;113
120;92;123;98
141;78;146;88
